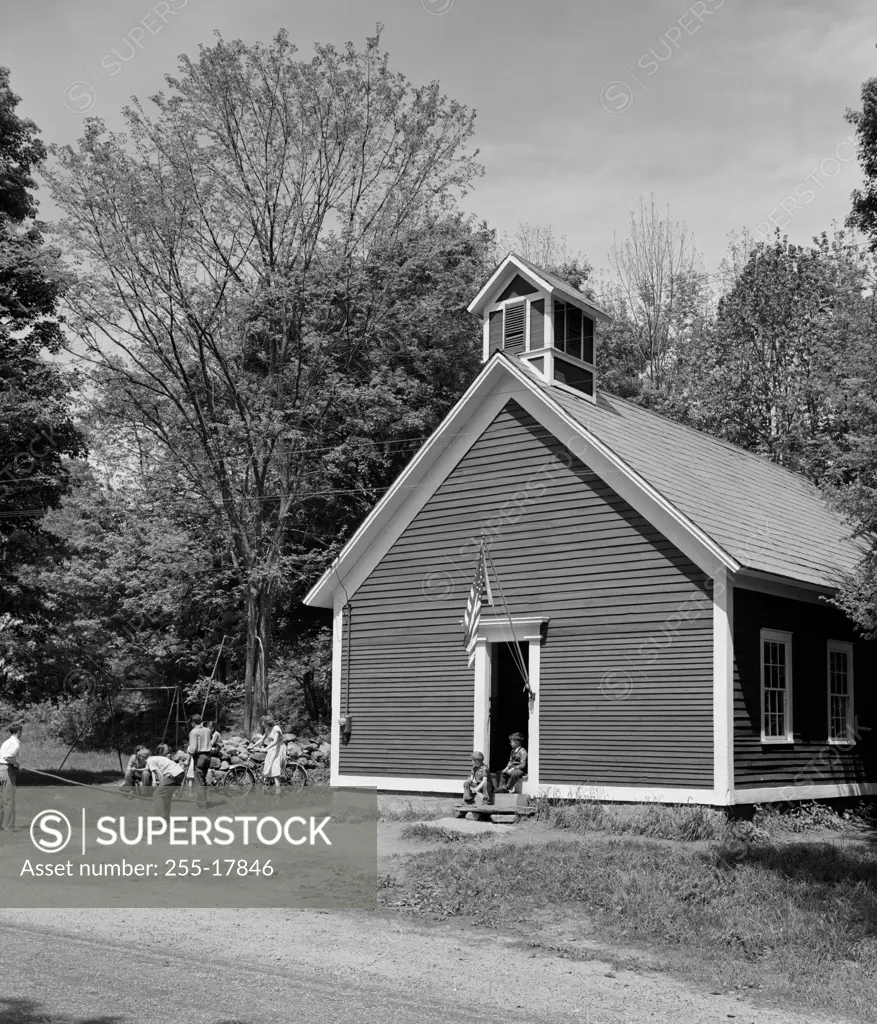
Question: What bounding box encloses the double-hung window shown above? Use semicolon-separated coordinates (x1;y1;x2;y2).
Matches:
760;629;793;743
827;640;854;744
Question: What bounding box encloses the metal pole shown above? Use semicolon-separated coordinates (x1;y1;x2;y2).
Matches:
58;702;101;772
201;635;227;719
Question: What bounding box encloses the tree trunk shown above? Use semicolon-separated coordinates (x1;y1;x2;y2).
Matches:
301;668;319;724
243;584;272;735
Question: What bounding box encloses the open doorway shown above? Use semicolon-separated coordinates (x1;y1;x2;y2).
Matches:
489;641;529;773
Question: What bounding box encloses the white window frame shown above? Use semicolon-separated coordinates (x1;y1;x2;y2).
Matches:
760;628;793;744
552;299;596;364
487;283;542;355
826;640;855;745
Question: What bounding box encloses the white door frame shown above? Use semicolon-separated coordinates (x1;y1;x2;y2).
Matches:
473;615;548;795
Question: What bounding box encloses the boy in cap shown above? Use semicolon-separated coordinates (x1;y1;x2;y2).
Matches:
463;751;494;805
497;732;528;793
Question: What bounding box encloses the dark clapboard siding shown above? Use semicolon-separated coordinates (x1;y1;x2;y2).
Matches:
339;400;714;785
530;299;545;348
488;310;503;354
733;589;877;789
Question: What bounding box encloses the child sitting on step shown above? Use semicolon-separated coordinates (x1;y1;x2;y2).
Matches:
497;733;527;793
462;751;494;805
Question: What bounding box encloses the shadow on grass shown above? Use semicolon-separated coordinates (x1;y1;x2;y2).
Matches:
17;768;121;788
746;840;877;890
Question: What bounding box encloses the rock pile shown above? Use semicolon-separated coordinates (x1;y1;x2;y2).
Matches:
172;732;331;781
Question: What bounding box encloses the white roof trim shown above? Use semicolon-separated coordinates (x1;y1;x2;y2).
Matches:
303;357;514;608
467;253;552;315
304;354;739;609
467;253;611;322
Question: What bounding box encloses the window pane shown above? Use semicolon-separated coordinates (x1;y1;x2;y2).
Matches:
566;307;582;360
828;648;851;740
763;637;789;737
582;317;594;364
555;304;566;353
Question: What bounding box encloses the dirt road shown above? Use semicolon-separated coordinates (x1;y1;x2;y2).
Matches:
0;907;837;1024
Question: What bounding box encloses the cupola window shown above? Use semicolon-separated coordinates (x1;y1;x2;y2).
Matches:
554;301;595;365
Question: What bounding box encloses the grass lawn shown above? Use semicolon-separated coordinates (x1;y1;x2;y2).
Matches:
383;810;877;1022
17;732;124;786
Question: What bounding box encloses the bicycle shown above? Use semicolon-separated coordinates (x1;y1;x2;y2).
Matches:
220;755;307;795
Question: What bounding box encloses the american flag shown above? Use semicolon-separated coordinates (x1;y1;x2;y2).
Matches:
463;546;491;666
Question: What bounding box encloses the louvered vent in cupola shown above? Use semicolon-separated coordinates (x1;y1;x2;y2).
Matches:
503;301;526;354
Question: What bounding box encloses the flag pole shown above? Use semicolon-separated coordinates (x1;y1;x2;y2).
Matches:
484;545;531;692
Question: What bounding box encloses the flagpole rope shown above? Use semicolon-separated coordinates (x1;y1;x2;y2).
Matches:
484;546;531;689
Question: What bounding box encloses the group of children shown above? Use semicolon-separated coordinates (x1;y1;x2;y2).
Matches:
122;714;287;819
463;731;528;806
122;714;223;818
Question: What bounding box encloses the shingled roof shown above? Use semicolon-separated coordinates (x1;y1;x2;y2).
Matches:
511;354;868;590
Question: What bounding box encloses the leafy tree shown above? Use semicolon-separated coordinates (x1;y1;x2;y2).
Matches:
0;65;86;690
824;66;877;634
847;70;877;249
47;31;485;731
666;231;873;478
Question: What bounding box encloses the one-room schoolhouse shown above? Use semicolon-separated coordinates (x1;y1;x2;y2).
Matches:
304;253;877;806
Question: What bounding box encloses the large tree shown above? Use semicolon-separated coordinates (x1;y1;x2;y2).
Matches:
0;65;85;691
825;73;877;636
665;231;873;479
47;31;485;731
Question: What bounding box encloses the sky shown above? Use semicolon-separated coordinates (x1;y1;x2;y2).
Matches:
3;0;876;273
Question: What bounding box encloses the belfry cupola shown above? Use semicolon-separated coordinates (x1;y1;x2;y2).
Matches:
467;253;612;401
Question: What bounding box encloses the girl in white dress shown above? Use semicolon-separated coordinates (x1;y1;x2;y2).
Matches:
261;716;286;791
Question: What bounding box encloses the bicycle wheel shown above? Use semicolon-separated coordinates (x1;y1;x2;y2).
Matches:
283;763;307;791
221;765;256;795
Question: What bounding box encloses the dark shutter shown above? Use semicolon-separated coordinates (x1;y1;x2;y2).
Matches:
488;310;503;354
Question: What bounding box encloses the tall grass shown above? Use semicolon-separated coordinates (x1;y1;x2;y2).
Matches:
392;837;877;1021
534;789;875;843
539;796;728;841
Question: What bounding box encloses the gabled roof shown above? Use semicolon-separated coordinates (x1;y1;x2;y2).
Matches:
467;252;612;322
304;353;868;608
512;357;869;590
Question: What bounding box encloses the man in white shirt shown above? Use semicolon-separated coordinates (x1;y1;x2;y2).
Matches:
143;745;185;822
0;723;22;830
